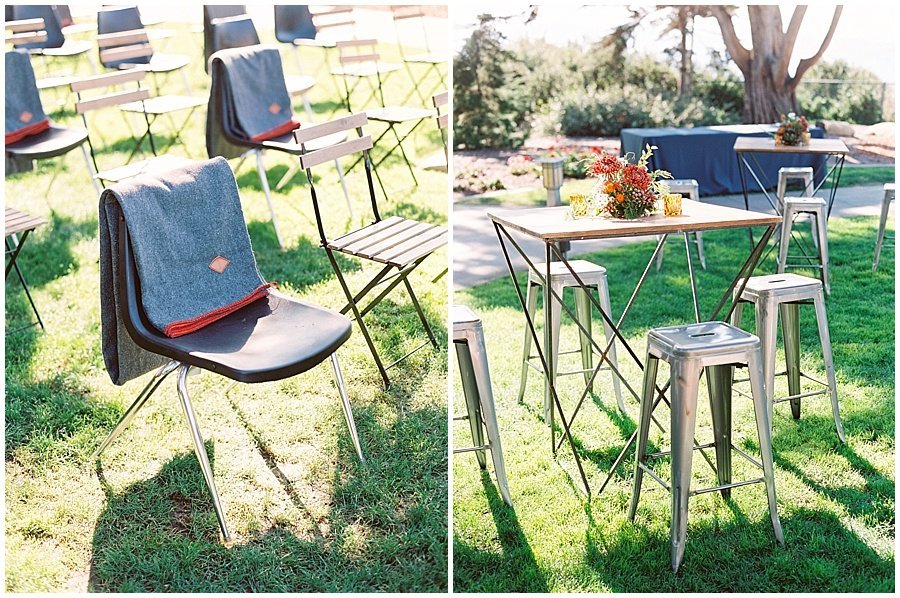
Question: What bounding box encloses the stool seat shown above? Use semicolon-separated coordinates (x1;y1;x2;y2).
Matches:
527;259;607;285
784;196;825;208
648;321;759;361
738;273;821;300
778;197;830;294
451;304;480;333
780;166;814;175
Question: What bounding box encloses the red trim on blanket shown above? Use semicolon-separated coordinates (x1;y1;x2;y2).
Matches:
5;118;50;145
249;117;302;142
162;283;272;338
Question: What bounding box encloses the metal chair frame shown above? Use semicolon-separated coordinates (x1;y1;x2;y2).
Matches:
390;6;447;105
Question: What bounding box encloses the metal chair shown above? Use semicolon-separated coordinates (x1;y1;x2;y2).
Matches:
452;305;512;506
656;178;706;271
777;197;830;294
389;6;447;105
293;113;447;388
207;45;352;248
95;200;364;545
731;273;845;442
629;321;783;572
776;166;814;210
518;260;625;420
5;49;96;193
5;207;47;334
873;182;894;271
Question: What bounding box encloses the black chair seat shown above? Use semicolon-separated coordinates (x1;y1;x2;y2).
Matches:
261;129;349;155
5;123;88;160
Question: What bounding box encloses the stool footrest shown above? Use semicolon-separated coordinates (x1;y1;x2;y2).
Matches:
773;388;827;403
690;477;765;497
454;444;491;454
640;441;765;493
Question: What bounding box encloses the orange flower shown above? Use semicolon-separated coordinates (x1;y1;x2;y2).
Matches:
616;193;625;203
604;182;615;194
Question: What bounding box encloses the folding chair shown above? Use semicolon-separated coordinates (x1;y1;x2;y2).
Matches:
97;5;191;94
6;207;48;334
54;5;96;36
208;15;317;116
5;49;97;193
390;6;447;105
5;17;48;47
71;69;192;187
95;158;364;544
294;113;447;388
207;45;352;248
202;5;247;73
423;89;449;172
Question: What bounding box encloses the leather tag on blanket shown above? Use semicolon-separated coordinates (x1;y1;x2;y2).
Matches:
20;111;33;123
268;103;280;114
209;256;230;273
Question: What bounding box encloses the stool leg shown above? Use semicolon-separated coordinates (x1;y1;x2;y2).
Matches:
574;287;594;393
597;279;625;413
468;328;513;506
780;303;802;420
776;175;787;209
814;211;831;295
813;290;846;442
670;359;702;573
755;297;779;432
456;341;487;468
747;349;785;545
873;195;891;270
730;297;744;329
544;282;563;425
695;232;707;270
655;234;665;271
628;350;659;522
706;364;733;499
517;281;539;404
777;213;792;274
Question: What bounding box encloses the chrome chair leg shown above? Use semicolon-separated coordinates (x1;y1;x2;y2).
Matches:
517;281;539;404
628;348;659;522
669;359;702;573
706;364;733;498
814;211;831;295
175;365;232;544
330;353;365;463
755;297;779;431
81;143;101;196
813;289;846;442
574;287;594;393
596;279;625;413
873;188;892;270
456;342;487;468
780;302;803;420
92;360;179;460
254;149;285;248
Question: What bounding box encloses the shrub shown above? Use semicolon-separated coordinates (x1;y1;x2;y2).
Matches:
798;60;885;125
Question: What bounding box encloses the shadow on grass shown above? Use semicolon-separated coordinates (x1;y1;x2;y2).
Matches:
583;507;893;592
8;211;97;288
453;470;548;592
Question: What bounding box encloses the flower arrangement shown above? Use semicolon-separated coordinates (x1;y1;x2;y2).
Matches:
586;145;671;219
775;112;811;146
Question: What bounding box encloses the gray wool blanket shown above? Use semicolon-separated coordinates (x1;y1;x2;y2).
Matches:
99;156;271;385
206;45;298;160
5;51;50;144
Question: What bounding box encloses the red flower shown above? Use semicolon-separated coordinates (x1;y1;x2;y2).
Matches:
589;153;622;176
622;164;651;190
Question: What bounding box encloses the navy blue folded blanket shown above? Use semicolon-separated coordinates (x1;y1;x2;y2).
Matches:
99;157;271;384
213;45;299;142
5;51;50;144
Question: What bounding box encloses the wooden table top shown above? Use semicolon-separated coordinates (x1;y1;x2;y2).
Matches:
488;199;780;242
6;208;47;237
733;136;850;155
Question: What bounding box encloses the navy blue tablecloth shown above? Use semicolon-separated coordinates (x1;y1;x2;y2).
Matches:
620;124;825;197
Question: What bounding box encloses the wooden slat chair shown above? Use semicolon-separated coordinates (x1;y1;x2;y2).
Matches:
334;39;433;198
96;31;206;157
207;45;353;248
390;6;447;105
71;69;192;187
208;15;317;116
97;6;191;94
294;114;447;388
5;18;48;47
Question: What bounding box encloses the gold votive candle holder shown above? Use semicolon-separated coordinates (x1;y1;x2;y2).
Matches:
569;194;589;218
664;193;683;216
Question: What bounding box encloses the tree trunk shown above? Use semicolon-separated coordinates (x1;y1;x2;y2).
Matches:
742;58;797;123
677;7;693;100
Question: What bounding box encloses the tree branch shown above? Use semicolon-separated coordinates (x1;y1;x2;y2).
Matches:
710;6;751;74
791;5;843;87
777;5;807;85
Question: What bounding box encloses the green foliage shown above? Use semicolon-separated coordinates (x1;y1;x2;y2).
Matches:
453;20;532;149
798;61;886;125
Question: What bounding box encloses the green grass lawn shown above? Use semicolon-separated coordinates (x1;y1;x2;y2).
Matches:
453;217;894;592
5;22;448;593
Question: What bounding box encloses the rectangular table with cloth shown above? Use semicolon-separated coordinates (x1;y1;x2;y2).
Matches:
620;124;825;197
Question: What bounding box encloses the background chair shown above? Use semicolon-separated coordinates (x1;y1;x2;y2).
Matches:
202;4;247;72
390;6;447;105
294;113;447;387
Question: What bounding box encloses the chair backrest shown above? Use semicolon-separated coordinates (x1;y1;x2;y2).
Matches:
10;5;64;49
310;6;355;34
433;90;449;156
390;5;432;56
71;69;155;173
5;18;48;47
97;7;151;67
293;113;378;243
273;5;316;43
209;15;260;57
53;5;74;28
203;5;246;72
336;38;380;67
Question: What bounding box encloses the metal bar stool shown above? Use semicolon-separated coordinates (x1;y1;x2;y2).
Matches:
873;182;894;271
656;179;706;271
776;166;814;210
629;321;783;572
518;260;625;421
777;197;830;294
453;305;512;506
731;273;845;442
